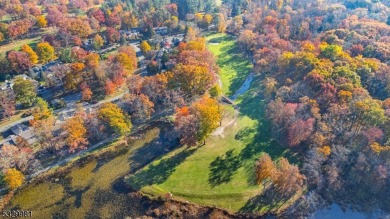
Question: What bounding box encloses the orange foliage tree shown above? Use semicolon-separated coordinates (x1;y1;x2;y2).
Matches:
62;114;89;152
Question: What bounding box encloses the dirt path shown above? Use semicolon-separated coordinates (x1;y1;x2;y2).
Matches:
212;71;253;136
211;107;238;137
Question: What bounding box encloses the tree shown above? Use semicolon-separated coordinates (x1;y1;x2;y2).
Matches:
209;85;222;98
31;97;52;122
174;106;199;147
106;27;120;43
121;94;154;123
32;116;61;151
115;52;135;74
170;64;213;96
21;44;38;65
287;118;315;147
59;48;73;63
36;42;55;63
64;72;78;91
12;77;37;107
93;34;104;50
238;30;256;53
353;98;385;127
4;168;24;189
192;96;221;144
7;51;31;73
91;9;105;24
320;44;343;61
1;145;33;173
203;14;213;28
140;41;151;54
62;114;89;152
317;146;331;157
274;158;305;196
105;80;116;95
63;17;92;38
71;62;85;73
71;47;87;61
217;13;226;33
121;12;138;30
119;34;126;45
85;53;100;70
186;26;197;42
0;90;15;120
256;153;277;189
7;19;34;40
98;102;131;134
118;46;137;69
36;15;47;28
81;82;93;101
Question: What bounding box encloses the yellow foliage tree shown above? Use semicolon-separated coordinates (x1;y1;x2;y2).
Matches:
62;115;89;152
4;168;24;189
21;44;38;64
36;42;55;63
203;14;213;27
317;145;331;157
115;52;135;74
217;13;226;33
256;153;277;188
36;15;47;28
192;96;221;144
370;142;390;154
140;41;151;54
93;34;104;50
186;27;197;42
171;64;212;96
98;102;131;134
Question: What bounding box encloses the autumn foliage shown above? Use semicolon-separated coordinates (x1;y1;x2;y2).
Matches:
4;168;24;190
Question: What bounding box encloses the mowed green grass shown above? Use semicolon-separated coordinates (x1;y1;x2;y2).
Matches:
128;102;294;213
206;33;252;95
126;35;299;214
130;116;261;212
0;27;56;57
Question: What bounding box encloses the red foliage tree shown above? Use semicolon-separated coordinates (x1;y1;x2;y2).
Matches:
287;118;315;147
7;51;31;73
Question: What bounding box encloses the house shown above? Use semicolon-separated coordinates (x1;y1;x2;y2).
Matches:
9;124;37;145
57;111;74;123
0;74;38;91
154;26;169;35
29;65;43;79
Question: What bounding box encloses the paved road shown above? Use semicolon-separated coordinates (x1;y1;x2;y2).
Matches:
0;90;129;134
28;133;120;179
0;116;33;133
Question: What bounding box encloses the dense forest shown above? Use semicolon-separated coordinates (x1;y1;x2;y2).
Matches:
228;0;390;216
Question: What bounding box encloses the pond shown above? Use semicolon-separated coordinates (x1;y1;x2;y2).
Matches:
311;203;389;219
231;72;254;100
8;128;170;218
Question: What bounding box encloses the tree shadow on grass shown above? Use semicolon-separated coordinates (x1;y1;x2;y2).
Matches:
208;149;241;187
129;126;180;173
127;148;197;190
208;35;228;44
239;185;282;213
218;44;252;96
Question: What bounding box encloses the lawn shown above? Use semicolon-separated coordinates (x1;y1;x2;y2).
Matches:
0;27;56;57
206;33;252;96
127;98;297;213
126;35;300;214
